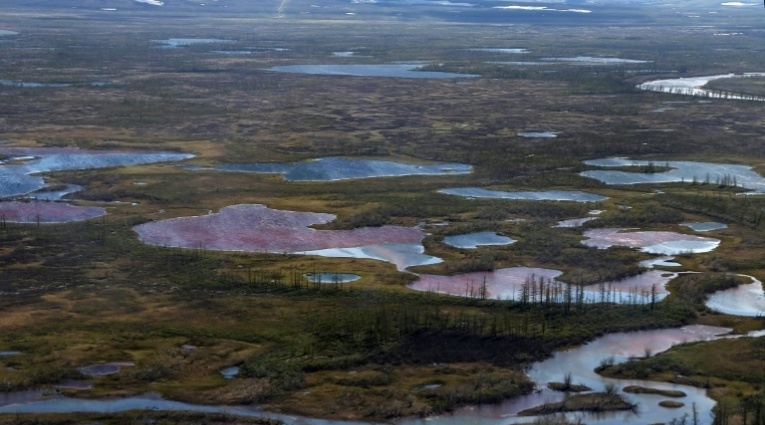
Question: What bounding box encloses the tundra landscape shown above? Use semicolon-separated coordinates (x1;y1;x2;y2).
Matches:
0;1;765;424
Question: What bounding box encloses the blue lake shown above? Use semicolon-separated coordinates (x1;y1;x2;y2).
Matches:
541;56;650;64
0;80;116;88
469;48;529;54
581;157;765;194
489;62;551;66
518;132;557;138
440;187;607;202
442;231;515;249
267;65;478;79
681;222;728;232
0;147;193;198
186;157;471;181
152;39;231;48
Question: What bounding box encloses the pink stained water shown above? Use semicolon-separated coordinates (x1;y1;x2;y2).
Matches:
133;204;425;252
408;267;563;300
706;275;765;316
0;201;105;223
591;270;674;296
583;228;718;251
409;268;674;302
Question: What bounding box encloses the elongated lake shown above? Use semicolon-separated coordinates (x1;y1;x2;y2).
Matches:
408;267;676;303
0;201;105;223
0;147;193;199
267;64;478;79
152;38;232;47
637;73;765;101
682;222;727;232
440;187;607;202
441;231;515;249
187;157;471;181
581;157;765;194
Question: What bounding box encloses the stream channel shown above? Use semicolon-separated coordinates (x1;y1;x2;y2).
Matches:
2;326;763;425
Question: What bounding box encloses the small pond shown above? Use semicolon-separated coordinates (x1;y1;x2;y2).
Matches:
494;5;592;12
582;228;720;255
152;39;232;48
267;64;478;79
581;157;765;194
0;201;105;223
211;50;260;55
541;56;651;64
518;132;557;138
469;48;529;54
441;231;515;249
554;217;597;227
0;80;72;88
303;273;361;284
78;362;134;377
490;61;551;66
0;30;18;36
220;366;240;379
440;187;607;202
681;222;727;232
0;351;21;356
186;157;471;181
415;384;443;390
0;80;116;88
55;380;92;390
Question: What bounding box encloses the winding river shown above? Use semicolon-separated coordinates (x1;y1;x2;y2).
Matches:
2;326;761;425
